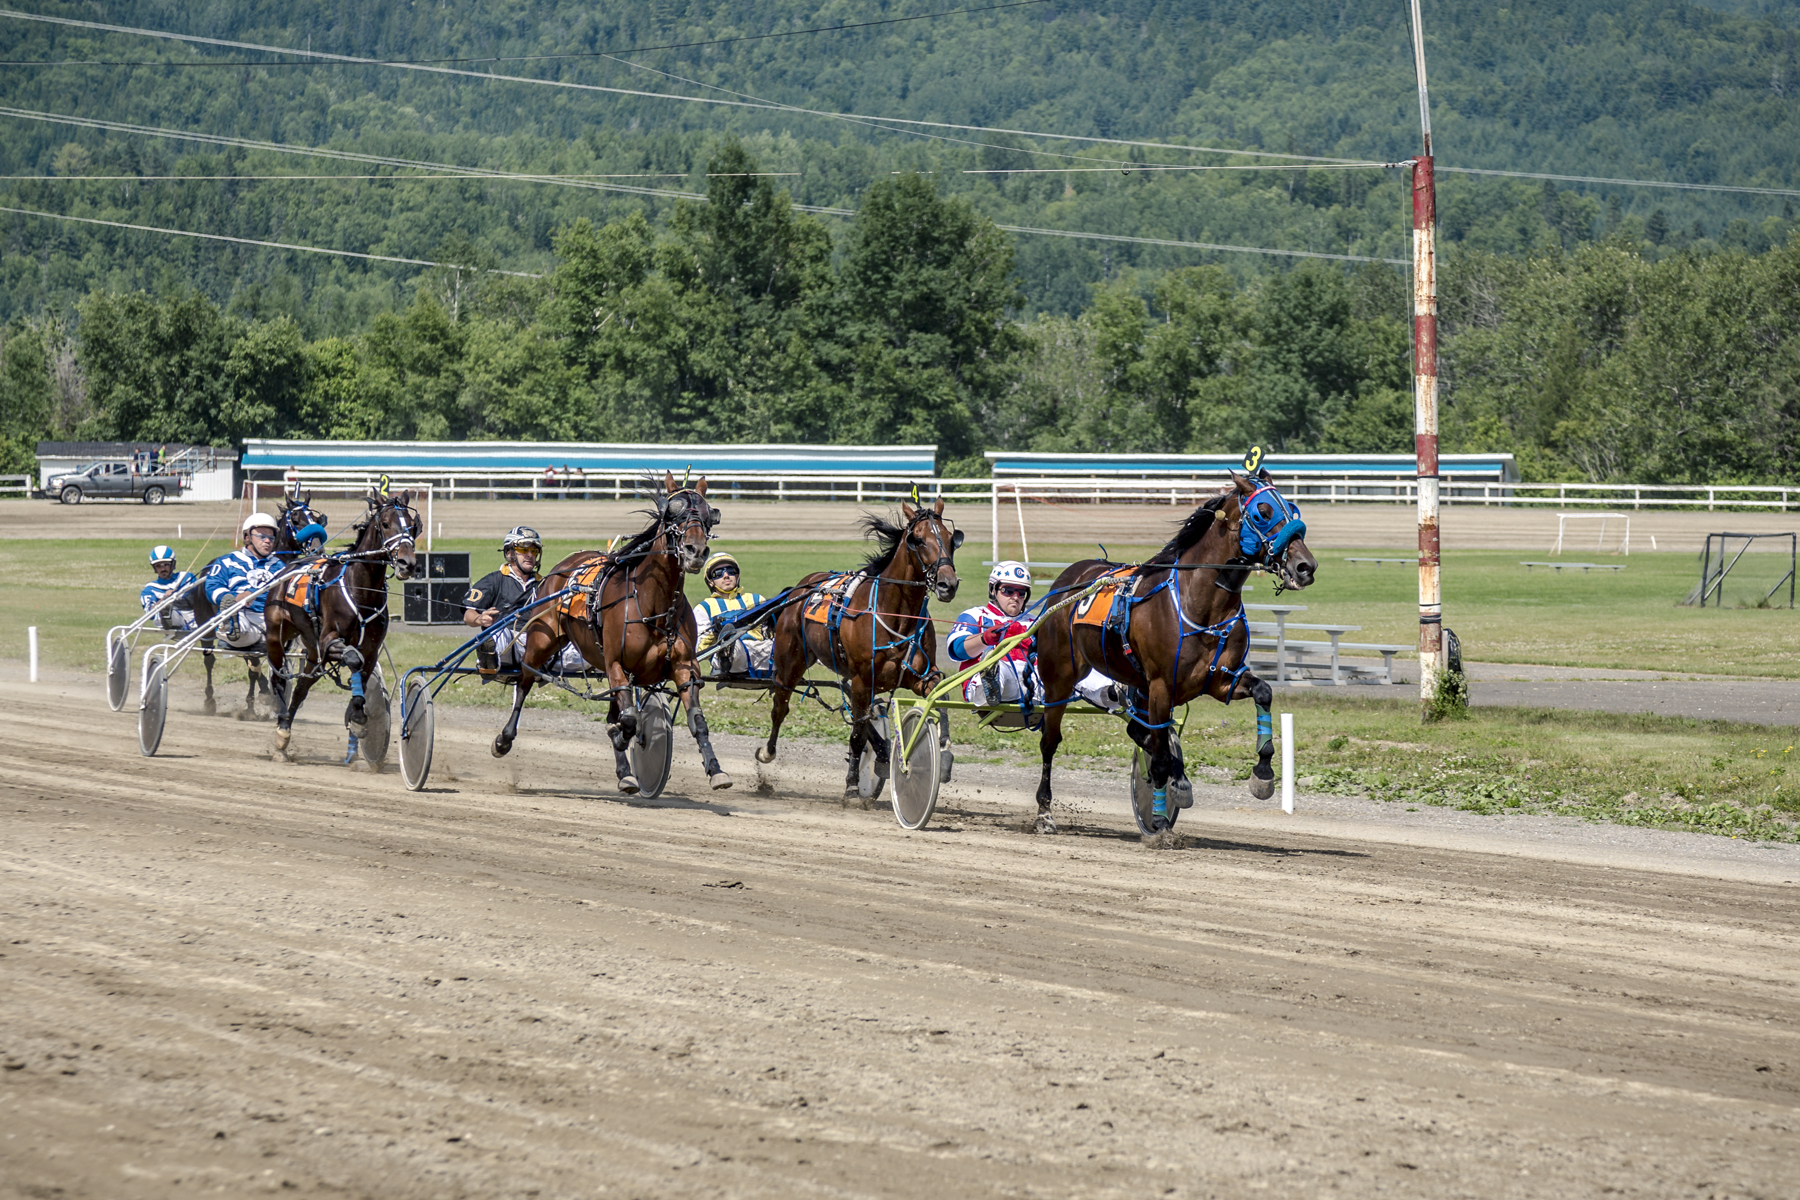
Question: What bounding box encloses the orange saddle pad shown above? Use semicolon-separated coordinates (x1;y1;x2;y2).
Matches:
277;560;328;611
802;574;859;625
558;556;611;624
1071;566;1138;631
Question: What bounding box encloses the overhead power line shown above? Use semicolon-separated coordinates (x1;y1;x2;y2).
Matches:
0;204;542;275
0;108;1403;266
1441;165;1800;199
0;0;1053;67
1;172;796;181
0;9;1374;168
994;224;1405;264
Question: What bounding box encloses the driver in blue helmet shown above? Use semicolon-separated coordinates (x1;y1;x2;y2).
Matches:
141;545;201;633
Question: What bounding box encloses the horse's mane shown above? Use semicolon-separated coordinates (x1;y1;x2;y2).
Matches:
1146;493;1229;566
856;512;907;575
609;510;665;564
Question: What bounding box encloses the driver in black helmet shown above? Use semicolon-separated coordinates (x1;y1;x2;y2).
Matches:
465;526;543;681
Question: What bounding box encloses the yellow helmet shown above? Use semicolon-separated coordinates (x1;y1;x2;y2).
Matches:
703;552;740;587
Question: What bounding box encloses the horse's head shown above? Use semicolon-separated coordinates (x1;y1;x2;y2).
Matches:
276;491;329;556
1230;470;1316;591
363;487;421;580
900;497;963;602
659;471;718;574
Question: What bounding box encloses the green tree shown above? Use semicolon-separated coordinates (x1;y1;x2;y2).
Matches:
835;173;1025;461
0;322;54;472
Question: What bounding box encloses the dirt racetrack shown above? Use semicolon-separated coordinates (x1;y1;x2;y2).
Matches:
4;668;1799;1199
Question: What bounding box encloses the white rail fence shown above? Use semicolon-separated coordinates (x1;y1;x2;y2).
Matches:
0;474;31;496
249;471;1800;515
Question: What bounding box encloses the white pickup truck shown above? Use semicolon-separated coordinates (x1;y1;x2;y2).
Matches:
45;459;187;504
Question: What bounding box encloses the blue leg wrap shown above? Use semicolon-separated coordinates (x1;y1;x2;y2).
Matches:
350;672;365;700
343;734;360;764
1256;706;1273;755
1152;787;1168;819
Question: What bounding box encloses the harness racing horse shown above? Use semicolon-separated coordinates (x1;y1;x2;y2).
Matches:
187;490;330;719
263;490;420;761
497;473;732;794
759;499;963;797
1031;470;1317;833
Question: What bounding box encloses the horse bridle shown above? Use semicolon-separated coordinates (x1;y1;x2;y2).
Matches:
1235;482;1309;593
905;507;963;595
657;487;717;566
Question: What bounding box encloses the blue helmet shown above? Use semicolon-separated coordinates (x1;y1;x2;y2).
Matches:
149;545;176;565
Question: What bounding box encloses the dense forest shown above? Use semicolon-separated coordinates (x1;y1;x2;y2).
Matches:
0;0;1797;482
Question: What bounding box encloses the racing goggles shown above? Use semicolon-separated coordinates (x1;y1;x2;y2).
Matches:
706;564;740;582
1239;483;1306;560
995;584;1030;600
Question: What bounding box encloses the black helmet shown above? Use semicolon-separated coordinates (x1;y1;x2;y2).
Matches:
501;526;542;552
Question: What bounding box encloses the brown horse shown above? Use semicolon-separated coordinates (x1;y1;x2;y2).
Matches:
1031;471;1318;833
496;473;730;793
188;489;330;719
264;490;420;761
759;499;963;796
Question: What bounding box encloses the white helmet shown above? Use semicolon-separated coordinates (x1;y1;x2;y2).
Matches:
241;512;279;535
149;544;176;564
988;560;1032;592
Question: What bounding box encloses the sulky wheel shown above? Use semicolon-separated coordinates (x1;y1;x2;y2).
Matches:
359;666;391;766
857;700;890;801
887;706;942;831
106;634;129;712
398;677;435;791
137;663;169;757
628;691;675;800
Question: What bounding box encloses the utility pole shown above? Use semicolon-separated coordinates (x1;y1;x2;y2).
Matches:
1408;0;1441;715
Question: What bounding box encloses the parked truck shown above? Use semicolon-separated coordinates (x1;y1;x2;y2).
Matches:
45;459;186;504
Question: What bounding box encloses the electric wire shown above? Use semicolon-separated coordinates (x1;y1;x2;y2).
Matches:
1440;165;1800;199
7;6;1796;196
0;172;796;181
0;9;1380;168
1;107;1405;262
0;203;543;275
0;0;1054;67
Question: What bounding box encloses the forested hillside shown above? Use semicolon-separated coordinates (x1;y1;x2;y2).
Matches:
0;0;1796;483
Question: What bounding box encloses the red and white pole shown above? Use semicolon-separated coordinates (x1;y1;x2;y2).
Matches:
1408;0;1441;712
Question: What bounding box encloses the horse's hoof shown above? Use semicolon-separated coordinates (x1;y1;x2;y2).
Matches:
274;727;291;752
1034;813;1059;835
236;708;257;722
755;746;775;764
709;772;733;791
618;775;641;795
1171;777;1194;809
492;737;512;759
1248;773;1276;801
202;697;217;716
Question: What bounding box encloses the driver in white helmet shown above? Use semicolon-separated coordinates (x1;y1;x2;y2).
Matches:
204;514;286;649
948;561;1122;711
141;545;201;633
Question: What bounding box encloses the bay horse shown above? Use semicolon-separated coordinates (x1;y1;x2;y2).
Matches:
497;473;731;793
1031;470;1318;833
759;498;963;796
264;489;420;761
187;489;329;719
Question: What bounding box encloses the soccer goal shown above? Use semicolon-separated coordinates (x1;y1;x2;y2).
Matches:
1552;512;1629;556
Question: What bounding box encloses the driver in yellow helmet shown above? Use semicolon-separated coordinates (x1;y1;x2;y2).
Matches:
694;552;772;678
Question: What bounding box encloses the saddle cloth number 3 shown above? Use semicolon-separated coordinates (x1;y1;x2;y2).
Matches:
1073;568;1137;630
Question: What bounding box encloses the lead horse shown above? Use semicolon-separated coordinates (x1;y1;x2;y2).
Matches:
264;489;420;760
498;473;732;793
759;498;963;796
1031;470;1318;833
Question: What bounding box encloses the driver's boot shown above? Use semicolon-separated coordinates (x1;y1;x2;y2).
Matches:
476;640;500;683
